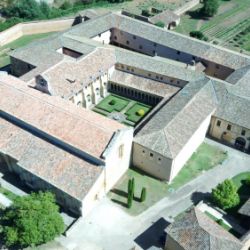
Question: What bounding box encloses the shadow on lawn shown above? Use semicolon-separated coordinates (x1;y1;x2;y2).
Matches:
111;188;127;198
187;9;210;20
111;198;128;208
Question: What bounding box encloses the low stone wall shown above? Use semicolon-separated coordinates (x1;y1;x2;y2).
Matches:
0;18;76;46
174;0;200;15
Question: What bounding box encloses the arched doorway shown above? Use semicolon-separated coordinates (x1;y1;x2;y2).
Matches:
235;137;246;151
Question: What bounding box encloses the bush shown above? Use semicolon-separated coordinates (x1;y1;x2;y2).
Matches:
1;191;64;248
136;109;145;117
190;30;208;41
109;99;116;105
140;187;146;202
60;1;72;10
154;21;165;28
201;0;219;17
141;9;150;17
212;179;240;210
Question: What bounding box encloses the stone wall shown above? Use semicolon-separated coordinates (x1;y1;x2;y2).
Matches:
174;0;200;15
0;18;76;47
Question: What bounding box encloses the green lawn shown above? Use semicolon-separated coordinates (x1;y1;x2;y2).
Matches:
169;143;228;190
108;167;169;215
109;142;227;215
232;172;250;197
0;32;56;68
95;94;129;113
125;103;151;123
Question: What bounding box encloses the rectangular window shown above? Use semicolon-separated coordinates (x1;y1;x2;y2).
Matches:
150;152;153;157
227;124;231;131
177;51;180;55
216;120;221;127
241;130;246;136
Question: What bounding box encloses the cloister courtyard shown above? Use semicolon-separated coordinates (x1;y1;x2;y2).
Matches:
92;94;152;126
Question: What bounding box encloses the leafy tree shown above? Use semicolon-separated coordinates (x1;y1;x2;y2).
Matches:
245;176;250;186
141;9;150;17
2;0;44;19
60;1;72;10
1;191;64;248
212;179;240;210
154;21;165;28
201;0;219;17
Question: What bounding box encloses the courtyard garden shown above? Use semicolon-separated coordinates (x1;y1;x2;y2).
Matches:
109;142;228;215
174;0;250;53
93;94;152;126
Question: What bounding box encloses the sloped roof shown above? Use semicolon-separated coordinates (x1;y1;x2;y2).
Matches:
239;198;250;217
166;207;243;250
135;77;217;158
0;74;124;160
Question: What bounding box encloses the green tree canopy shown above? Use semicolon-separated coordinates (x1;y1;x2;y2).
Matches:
212;179;240;210
201;0;219;17
1;191;64;248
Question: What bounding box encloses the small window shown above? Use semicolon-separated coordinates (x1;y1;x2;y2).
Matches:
158;158;162;163
77;101;82;106
142;150;145;154
126;40;130;45
216;64;220;69
156;75;159;79
118;144;124;158
177;51;180;55
192;56;196;60
241;130;246;136
160;77;163;80
153;43;157;47
98;34;101;37
150;152;153;157
216;120;221;127
227;124;231;131
114;36;117;40
139;45;143;50
127;67;130;71
133;35;136;39
131;68;134;72
121;65;124;69
170;79;173;83
153;50;155;54
148;73;151;77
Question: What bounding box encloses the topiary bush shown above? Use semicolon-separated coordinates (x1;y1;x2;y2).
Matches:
212;179;240;210
140;187;146;202
136;109;145;117
109;99;116;105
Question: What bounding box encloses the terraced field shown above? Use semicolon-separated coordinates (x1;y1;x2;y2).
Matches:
174;0;250;53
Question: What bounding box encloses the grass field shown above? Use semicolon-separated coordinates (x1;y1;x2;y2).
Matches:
109;142;227;215
168;143;227;190
174;0;250;53
94;94;152;126
125;103;151;123
95;94;129;112
0;32;56;68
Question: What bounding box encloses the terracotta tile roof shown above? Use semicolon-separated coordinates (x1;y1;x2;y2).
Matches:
166;207;243;250
0;74;124;160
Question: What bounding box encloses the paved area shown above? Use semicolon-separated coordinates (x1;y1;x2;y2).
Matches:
58;139;250;250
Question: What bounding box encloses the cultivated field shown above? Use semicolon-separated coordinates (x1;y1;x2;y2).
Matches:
174;0;250;53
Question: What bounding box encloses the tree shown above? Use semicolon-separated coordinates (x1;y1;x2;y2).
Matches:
212;179;240;210
201;0;219;17
140;187;146;202
1;191;64;248
190;30;208;41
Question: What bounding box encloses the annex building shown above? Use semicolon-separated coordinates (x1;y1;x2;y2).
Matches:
1;11;250;215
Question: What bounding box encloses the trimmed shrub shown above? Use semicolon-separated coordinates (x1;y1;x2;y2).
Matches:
128;179;132;194
127;190;133;208
190;31;208;41
136;109;145;117
140;187;146;202
109;99;116;105
212;179;240;210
